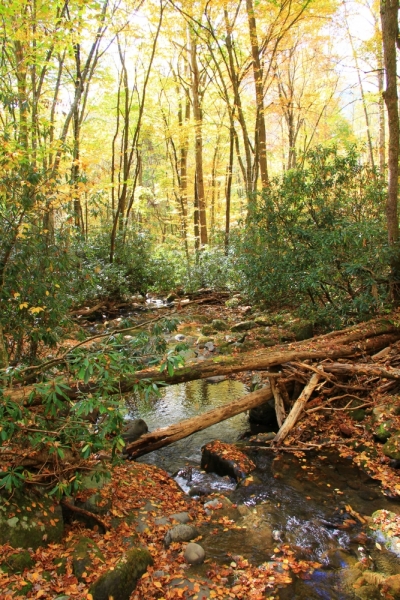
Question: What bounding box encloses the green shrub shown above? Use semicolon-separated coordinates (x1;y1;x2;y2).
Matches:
235;145;388;328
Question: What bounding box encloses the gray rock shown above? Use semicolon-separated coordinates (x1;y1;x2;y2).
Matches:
90;547;153;600
169;512;190;524
175;334;186;341
122;419;149;444
231;320;257;332
155;517;169;526
204;342;215;352
184;542;205;565
164;524;198;546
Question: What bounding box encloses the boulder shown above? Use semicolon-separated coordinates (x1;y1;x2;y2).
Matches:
89;547;153;600
201;441;256;482
72;536;104;581
0;489;64;550
0;550;33;573
122;419;149;444
184;542;205;565
374;421;394;443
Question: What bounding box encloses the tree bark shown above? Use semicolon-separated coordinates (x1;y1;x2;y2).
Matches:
380;0;400;300
125;386;273;458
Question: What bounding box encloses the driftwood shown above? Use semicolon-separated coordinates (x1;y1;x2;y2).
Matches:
125;386;273;458
274;370;322;444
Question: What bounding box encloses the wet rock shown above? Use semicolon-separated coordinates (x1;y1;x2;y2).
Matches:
164;524;198;546
89;547;153;600
383;433;400;460
122;419;149;444
211;319;228;331
166;292;178;302
231;320;257;332
72;536;104;581
249;398;279;430
0;489;64;550
201;441;256;482
184;542;205;565
369;510;400;556
188;485;211;497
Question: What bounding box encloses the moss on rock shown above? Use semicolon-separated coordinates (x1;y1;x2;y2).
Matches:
89;547;153;600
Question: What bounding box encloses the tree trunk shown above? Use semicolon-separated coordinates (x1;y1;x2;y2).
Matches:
125;386;273;458
190;37;208;246
380;0;400;300
5;325;400;407
246;0;268;190
0;323;8;369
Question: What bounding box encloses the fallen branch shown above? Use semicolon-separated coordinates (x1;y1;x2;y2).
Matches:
274;370;322;445
269;377;286;428
61;499;109;532
125;386;274;459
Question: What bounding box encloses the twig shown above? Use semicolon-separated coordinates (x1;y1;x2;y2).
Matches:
61;499;109;532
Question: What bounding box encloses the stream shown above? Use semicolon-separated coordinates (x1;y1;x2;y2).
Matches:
124;378;400;599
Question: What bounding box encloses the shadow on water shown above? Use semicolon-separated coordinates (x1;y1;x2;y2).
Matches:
125;379;400;600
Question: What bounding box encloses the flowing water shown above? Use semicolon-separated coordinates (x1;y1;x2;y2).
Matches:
125;379;400;599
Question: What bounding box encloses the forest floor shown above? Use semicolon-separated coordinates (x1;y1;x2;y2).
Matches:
2;293;400;599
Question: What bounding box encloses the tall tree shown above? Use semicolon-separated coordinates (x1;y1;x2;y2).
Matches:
380;0;400;299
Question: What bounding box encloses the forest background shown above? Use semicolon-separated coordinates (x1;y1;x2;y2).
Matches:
0;0;400;494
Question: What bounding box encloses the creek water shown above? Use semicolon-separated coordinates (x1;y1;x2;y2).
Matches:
125;379;400;599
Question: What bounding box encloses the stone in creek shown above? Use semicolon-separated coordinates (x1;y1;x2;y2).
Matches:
122;419;149;444
188;485;211;497
164;524;199;547
184;542;205;565
201;441;256;482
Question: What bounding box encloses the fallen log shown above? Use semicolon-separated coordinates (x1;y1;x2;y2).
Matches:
125;386;273;458
274;370;322;445
269;376;286;428
4;329;400;406
323;362;400;381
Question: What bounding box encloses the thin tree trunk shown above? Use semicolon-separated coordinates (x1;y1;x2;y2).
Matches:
190;37;208;246
225;125;234;252
246;0;268;190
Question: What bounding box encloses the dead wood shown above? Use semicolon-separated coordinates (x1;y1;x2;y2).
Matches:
323;362;400;381
274;370;322;445
4;326;400;407
269;377;286;428
125;386;273;458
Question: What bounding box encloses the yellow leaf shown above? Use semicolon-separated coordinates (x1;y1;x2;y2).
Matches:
45;291;49;296
29;306;45;314
19;302;29;309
